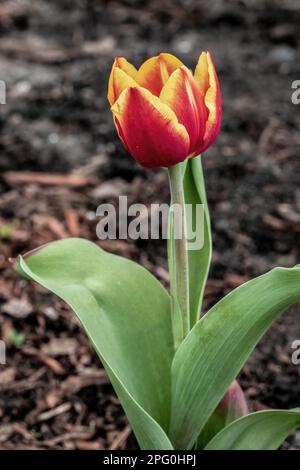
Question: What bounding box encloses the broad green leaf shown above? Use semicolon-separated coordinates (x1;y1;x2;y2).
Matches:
169;266;300;449
205;409;300;450
16;238;174;450
184;156;212;326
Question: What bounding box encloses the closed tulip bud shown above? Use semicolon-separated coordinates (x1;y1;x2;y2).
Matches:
197;380;249;448
217;380;249;423
108;52;222;168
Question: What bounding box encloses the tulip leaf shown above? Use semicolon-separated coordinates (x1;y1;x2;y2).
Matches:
16;238;174;450
205;409;300;450
183;156;212;326
169;266;300;449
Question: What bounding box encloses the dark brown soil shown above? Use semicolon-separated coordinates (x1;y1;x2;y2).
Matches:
0;0;300;450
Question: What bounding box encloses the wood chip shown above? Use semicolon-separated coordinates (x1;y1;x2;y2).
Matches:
0;367;16;385
3;171;95;187
65;208;80;237
38;403;72;422
109;425;132;450
42;338;78;357
0;425;14;443
1;297;33;318
23;347;66;375
262;214;287;231
43;428;95;447
46;216;69;239
75;440;104;450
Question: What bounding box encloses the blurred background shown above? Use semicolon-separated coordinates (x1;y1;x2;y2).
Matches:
0;0;300;450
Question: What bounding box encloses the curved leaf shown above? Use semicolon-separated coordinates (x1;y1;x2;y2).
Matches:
16;238;174;450
184;156;212;326
205;409;300;450
169;266;300;449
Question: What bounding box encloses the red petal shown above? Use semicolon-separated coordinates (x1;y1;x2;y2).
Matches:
160;66;207;155
194;52;222;153
111;87;190;168
135;53;183;97
108;57;138;105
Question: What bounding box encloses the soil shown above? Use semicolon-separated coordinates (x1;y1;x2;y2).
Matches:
0;0;300;450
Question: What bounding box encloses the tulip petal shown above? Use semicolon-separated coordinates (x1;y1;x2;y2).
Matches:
115;57;138;79
108;57;138;105
111;86;190;168
135;53;184;97
160;66;207;155
194;52;222;153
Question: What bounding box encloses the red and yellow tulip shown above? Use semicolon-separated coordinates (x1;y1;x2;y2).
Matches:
108;52;222;168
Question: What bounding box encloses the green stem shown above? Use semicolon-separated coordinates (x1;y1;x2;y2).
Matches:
168;163;190;346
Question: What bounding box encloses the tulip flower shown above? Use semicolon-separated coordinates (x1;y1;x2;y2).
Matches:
108;52;222;168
